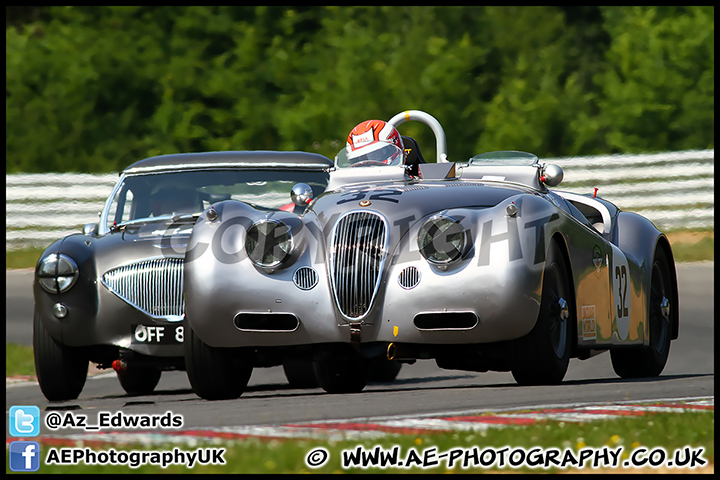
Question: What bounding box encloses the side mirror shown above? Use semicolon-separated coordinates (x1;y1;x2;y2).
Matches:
541;164;563;187
291;183;314;206
83;223;98;235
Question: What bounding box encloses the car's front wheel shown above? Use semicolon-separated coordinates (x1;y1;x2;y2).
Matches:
367;358;403;382
313;353;368;394
33;308;88;401
184;318;252;400
511;242;573;386
610;246;673;378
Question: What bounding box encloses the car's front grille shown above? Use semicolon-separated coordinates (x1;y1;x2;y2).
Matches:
102;257;184;320
329;211;387;320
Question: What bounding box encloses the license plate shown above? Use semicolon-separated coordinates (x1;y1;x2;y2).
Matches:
130;324;184;344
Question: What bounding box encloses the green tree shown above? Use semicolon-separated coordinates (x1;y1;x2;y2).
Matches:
5;6;714;173
591;6;714;153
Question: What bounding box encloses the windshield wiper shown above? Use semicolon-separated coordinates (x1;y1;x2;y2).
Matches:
170;212;202;222
110;212;202;232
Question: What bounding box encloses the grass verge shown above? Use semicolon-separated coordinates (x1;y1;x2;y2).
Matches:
666;229;714;262
6;343;36;377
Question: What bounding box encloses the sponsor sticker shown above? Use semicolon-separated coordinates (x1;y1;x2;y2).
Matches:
581;305;596;340
351;130;375;148
592;245;604;274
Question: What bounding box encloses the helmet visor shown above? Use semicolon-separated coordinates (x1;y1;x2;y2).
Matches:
341;144;404;168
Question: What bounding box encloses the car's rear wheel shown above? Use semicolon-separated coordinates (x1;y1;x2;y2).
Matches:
313;353;368;394
610;247;673;378
33;308;88;401
511;242;572;386
184;318;252;400
117;367;162;395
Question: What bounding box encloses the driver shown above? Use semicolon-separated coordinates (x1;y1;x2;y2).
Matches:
151;185;199;217
346;120;405;167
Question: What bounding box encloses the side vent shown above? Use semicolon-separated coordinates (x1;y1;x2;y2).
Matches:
398;266;421;290
293;267;319;290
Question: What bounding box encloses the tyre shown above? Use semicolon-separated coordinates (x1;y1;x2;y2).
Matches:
184;319;252;400
33;308;88;401
117;367;162;395
313;354;368;394
367;358;402;382
283;360;320;388
610;247;673;378
511;242;573;385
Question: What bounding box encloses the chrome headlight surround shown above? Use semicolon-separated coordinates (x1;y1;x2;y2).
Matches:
417;214;466;265
36;253;79;294
245;219;294;269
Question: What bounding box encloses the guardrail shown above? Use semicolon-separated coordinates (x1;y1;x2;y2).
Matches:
5;149;714;251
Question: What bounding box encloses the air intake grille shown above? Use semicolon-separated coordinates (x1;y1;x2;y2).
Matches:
330;211;387;319
398;266;421;289
293;266;319;290
102;257;184;320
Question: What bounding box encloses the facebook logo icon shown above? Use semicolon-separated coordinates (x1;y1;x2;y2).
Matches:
9;441;41;472
9;405;40;437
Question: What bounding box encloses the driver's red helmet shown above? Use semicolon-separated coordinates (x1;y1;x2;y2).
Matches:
346;120;404;165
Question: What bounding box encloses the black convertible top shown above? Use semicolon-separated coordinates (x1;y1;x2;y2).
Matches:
122;150;334;175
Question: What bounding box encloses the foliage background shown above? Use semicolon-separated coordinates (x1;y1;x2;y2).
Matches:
5;6;714;173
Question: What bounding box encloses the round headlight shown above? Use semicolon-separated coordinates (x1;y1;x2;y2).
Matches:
245;219;293;268
417;215;466;265
37;253;79;294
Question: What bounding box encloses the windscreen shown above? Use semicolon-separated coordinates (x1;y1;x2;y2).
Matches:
104;169;329;230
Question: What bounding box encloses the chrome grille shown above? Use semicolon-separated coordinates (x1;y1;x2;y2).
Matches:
330;211;387;319
398;266;421;289
102;257;184;320
293;266;318;290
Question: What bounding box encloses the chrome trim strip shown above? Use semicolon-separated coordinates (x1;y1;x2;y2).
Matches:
124;162;332;175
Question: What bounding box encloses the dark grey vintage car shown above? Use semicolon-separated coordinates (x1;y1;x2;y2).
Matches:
33;151;336;400
183;110;679;400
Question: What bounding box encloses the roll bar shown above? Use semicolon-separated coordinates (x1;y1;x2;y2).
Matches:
387;110;448;163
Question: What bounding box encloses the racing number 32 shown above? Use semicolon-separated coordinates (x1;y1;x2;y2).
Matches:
615;265;628;318
337;189;402;205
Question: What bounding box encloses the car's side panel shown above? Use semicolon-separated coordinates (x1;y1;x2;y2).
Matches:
608;243;644;345
563;222;614;347
613;210;679;343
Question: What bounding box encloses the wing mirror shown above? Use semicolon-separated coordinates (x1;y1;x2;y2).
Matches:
291;183;314;206
83;223;98;235
540;164;563;187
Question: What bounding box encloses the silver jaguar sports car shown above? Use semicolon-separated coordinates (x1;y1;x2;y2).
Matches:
183;110;679;399
33;151;333;400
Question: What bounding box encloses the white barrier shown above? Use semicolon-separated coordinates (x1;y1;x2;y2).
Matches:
5;149;714;251
545;149;713;231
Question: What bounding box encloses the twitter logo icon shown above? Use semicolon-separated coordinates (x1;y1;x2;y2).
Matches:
9;406;41;437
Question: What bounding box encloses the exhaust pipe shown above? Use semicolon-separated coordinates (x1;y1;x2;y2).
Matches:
387;342;416;362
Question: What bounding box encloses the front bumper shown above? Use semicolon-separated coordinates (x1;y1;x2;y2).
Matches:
185;248;543;349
